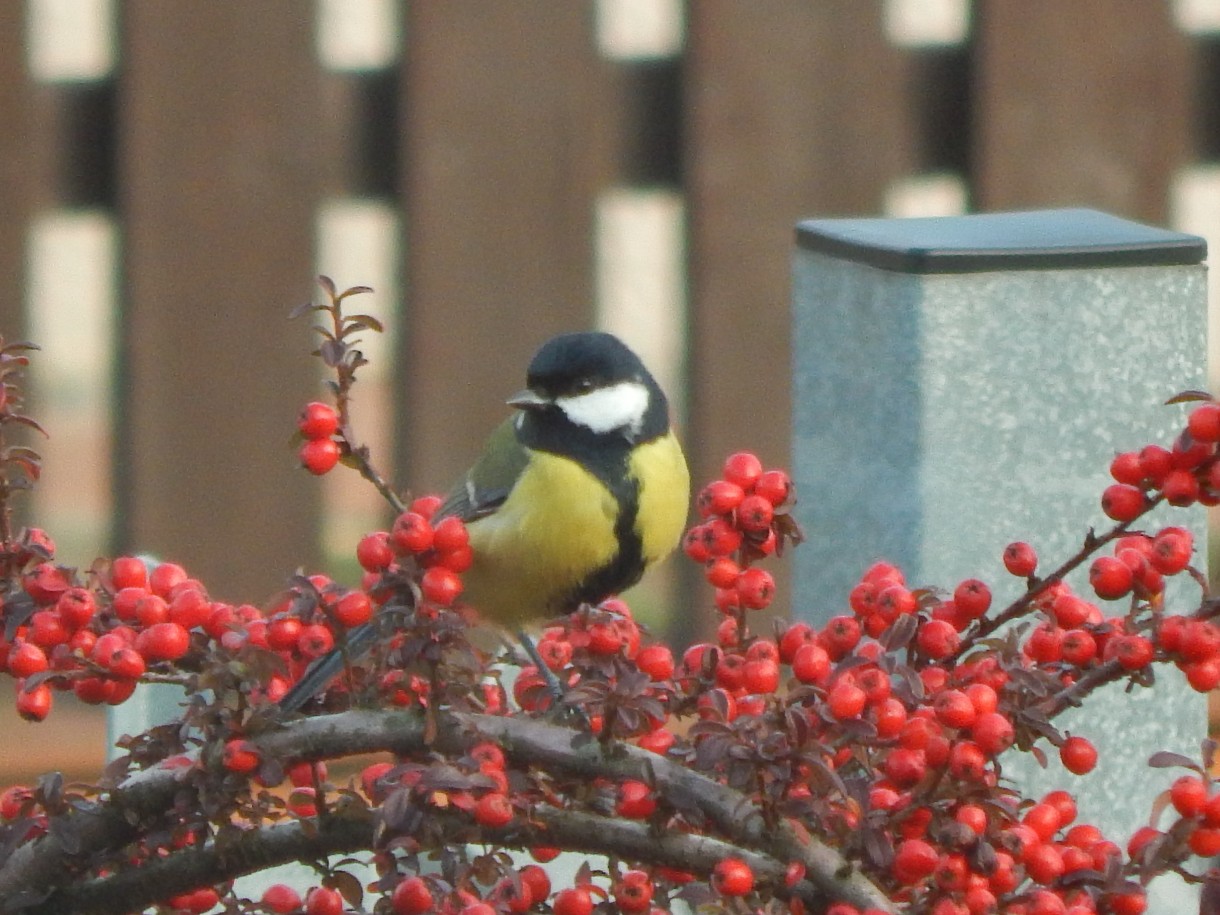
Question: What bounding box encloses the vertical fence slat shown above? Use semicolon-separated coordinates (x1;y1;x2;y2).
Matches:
683;1;915;623
117;3;322;599
397;5;612;492
974;0;1193;222
0;0;27;337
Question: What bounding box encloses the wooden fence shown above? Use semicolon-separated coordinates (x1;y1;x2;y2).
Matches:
0;0;1217;780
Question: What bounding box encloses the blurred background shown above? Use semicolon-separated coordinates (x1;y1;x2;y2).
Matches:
2;0;1219;784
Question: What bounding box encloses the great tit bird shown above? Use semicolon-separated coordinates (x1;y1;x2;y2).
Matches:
279;331;690;712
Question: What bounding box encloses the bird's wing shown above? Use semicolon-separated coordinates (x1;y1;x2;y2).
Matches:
435;416;529;522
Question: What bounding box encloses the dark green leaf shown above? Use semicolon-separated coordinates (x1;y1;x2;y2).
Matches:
1165;389;1213;405
344;314;385;334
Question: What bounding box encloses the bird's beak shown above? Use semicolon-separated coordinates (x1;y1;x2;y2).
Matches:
507;389;550;412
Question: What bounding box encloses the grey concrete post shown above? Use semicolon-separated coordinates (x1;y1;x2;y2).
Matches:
792;208;1207;913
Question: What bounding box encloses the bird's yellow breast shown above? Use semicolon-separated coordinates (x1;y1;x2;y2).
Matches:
630;431;691;565
463;431;689;627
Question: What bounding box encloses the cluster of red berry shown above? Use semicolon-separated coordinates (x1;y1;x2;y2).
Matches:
12;373;1220;915
297;401;343;476
0;493;477;723
683;451;796;619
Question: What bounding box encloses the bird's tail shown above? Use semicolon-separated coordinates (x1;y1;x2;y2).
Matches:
278;622;379;713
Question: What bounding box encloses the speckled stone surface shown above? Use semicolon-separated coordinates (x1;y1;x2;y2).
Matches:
791;211;1208;912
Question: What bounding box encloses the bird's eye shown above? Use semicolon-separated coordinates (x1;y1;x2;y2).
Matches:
574;378;594;394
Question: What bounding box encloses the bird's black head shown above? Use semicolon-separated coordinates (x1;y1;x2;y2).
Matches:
512;332;670;449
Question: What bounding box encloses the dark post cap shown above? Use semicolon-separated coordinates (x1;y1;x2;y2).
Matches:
795;208;1207;274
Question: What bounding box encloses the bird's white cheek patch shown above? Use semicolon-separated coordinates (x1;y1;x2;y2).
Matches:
557;381;649;436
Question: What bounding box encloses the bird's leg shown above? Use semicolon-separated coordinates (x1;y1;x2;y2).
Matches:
516;628;566;706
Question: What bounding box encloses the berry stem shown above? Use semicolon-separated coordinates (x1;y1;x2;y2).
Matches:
308;278;406;515
947;494;1166;665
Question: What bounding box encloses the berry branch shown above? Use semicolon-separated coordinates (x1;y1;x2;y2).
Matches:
291;277;406;513
8;299;1220;915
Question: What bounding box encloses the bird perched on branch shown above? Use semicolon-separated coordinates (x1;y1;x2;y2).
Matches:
279;331;690;712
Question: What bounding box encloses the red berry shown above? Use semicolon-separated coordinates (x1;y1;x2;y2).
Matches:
473;791;513;828
552;887;593;915
223;739;260;774
1179;619;1220;662
735;567;775;610
15;682;52;721
519;866;550;908
1104;890;1147;915
893;838;939;883
636;643;674;680
743;657;780;694
1150;527;1193;575
778;622;816;663
137;621;191;661
1060;629;1098;666
300;437;341;475
298;624;335;659
55;587;96;629
262;884;303;914
712;857;755;896
934;689;976;729
790;643;830;685
1060;736;1098;775
1138;444;1173;482
331;591;373;629
697;479;745;517
1173;429;1213;469
916;618;960;659
681;525;713;563
1050;593;1093;628
953;579;991;620
391;876;434;915
735;493;774;532
420;566;463;606
287;760;326;787
820;615;862;659
827;677;867;720
149;562;188;598
1189;825;1220;857
392;513;435;557
704;557;740;589
971;711;1015;755
432;516;469;553
356;531;394;571
1185;402;1220;441
305;886;345;915
111;556;149;590
753;469;793;506
948;740;988;781
613;870;654;913
135;594;170;627
1161;468;1200;506
169;588;211;630
616;779;657;819
1022;802;1063;842
267;616;303;651
1105;633;1153;671
1024;843;1065;885
1003;541;1038;577
107;646;146;680
722;452;763;490
1101;483;1146;522
298;401;340;440
6;642;48;678
1089;556;1133;600
1169;774;1208;817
